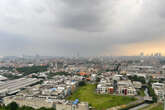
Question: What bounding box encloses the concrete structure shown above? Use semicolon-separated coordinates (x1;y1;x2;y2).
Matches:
3;96;54;109
3;96;89;110
55;102;89;110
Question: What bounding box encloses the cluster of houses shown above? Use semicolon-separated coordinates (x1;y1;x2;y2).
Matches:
96;74;141;96
3;75;89;110
152;82;165;101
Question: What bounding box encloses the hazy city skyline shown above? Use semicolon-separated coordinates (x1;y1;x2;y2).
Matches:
0;0;165;56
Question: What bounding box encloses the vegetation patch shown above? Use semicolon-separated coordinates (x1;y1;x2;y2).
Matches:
138;88;145;97
0;102;55;110
16;66;48;76
140;103;163;110
149;103;163;110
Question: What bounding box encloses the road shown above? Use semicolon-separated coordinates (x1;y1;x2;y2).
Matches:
129;85;151;110
129;103;149;110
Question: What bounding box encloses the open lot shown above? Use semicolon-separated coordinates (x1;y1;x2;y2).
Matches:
67;84;136;110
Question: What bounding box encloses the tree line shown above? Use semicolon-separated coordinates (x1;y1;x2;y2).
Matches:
0;102;56;110
16;66;48;76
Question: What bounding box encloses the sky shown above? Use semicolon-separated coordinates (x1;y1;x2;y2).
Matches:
0;0;165;57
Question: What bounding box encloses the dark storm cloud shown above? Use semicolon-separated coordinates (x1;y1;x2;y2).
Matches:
0;0;165;56
55;0;165;43
57;0;113;32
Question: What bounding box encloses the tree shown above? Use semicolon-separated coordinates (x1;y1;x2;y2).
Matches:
148;80;157;102
128;75;146;84
37;107;56;110
18;106;34;110
78;81;86;86
96;77;101;83
6;102;19;110
0;104;56;110
16;66;48;76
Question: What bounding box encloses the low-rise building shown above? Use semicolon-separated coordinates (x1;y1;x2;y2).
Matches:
117;80;137;96
152;82;165;100
133;81;142;89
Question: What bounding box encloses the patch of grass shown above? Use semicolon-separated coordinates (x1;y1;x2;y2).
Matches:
140;103;163;110
67;84;136;110
138;88;145;97
139;104;152;110
150;104;163;110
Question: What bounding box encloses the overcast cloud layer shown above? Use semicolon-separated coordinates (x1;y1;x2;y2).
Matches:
0;0;165;56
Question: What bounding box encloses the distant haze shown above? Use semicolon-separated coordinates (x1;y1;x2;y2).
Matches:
0;0;165;56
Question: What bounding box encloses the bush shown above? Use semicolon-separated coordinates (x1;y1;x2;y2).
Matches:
1;102;56;110
78;81;86;86
6;102;19;110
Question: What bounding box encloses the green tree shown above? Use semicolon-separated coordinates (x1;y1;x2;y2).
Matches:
78;81;86;86
6;102;19;110
37;107;55;110
18;106;34;110
16;66;48;76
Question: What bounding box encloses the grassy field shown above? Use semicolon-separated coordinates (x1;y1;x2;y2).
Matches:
67;84;136;110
